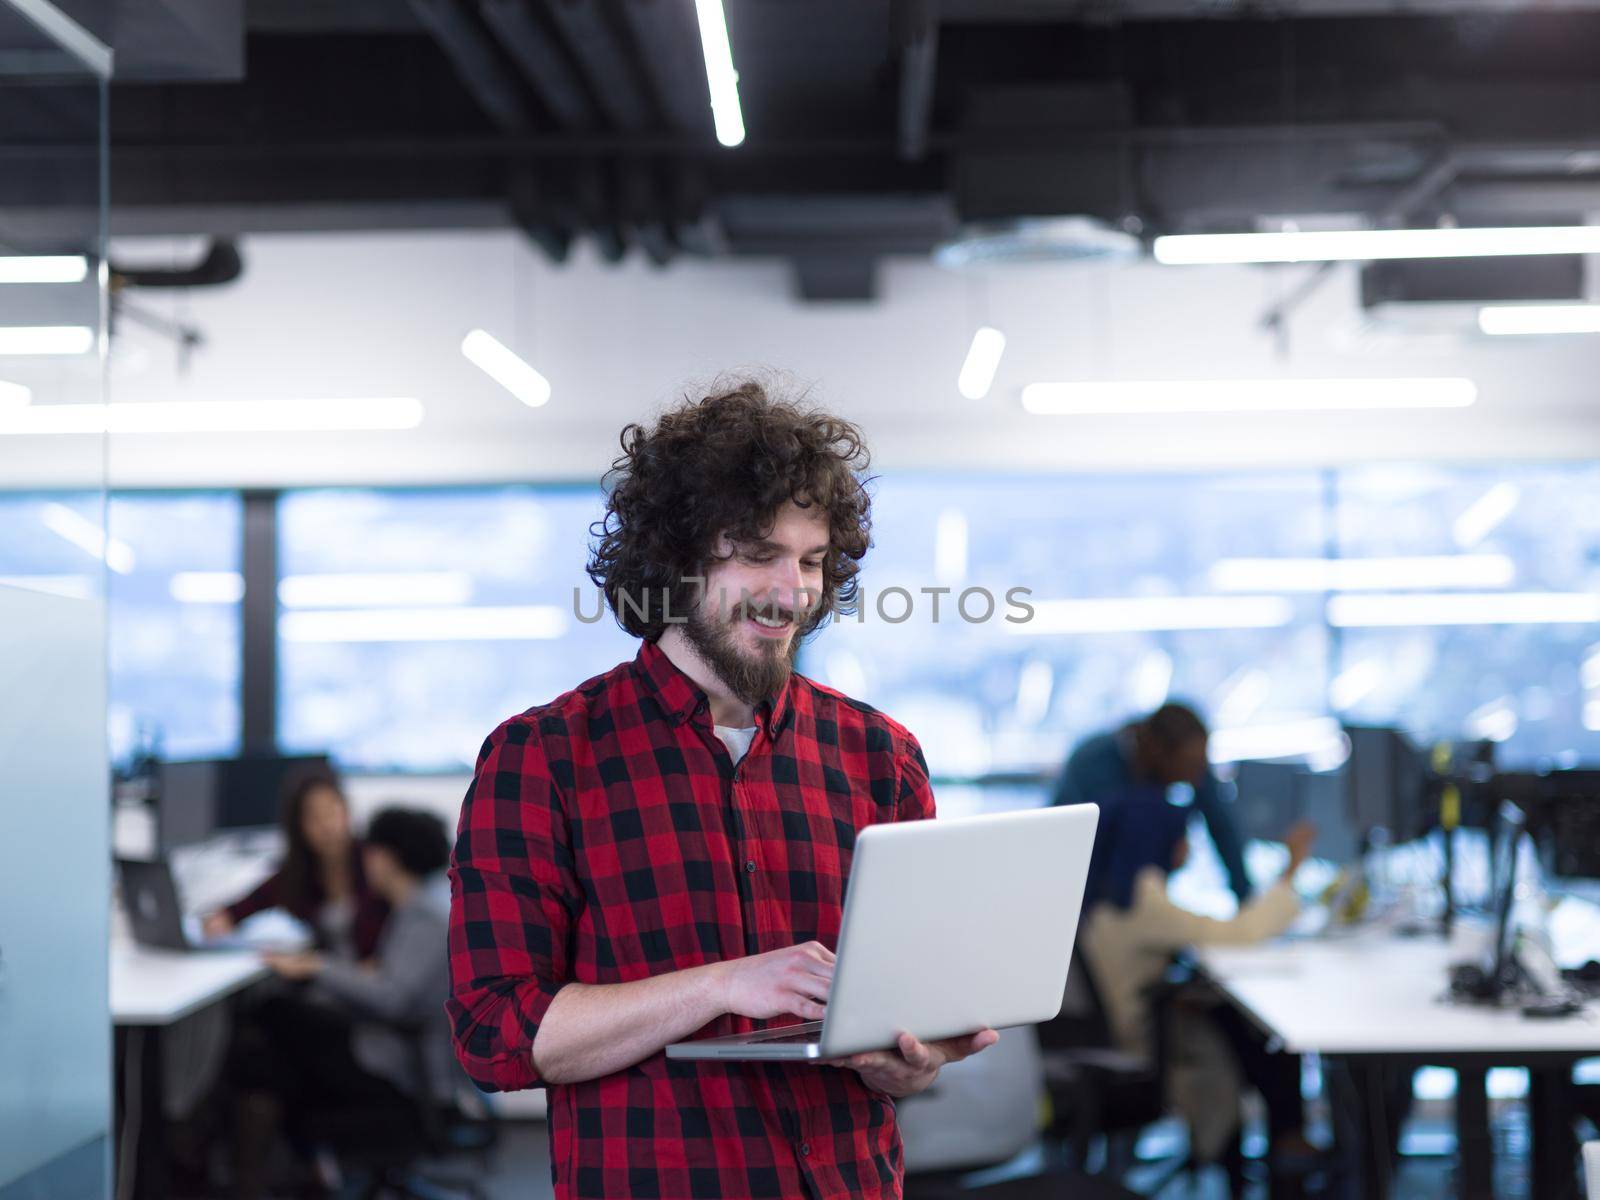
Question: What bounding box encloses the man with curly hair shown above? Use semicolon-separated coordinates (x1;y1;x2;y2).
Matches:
446;380;996;1199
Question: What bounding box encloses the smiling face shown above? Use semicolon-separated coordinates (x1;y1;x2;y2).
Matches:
683;500;831;707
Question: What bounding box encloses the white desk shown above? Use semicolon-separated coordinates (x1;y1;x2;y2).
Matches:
1195;927;1600;1058
1195;924;1600;1199
110;940;269;1026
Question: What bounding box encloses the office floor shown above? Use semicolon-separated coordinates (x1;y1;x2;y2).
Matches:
462;1111;1540;1200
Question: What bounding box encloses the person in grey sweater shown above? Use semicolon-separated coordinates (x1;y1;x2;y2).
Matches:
264;806;457;1102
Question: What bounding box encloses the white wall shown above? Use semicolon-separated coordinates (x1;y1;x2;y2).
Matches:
4;229;1598;491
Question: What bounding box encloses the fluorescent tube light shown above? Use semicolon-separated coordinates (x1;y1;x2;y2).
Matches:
1008;595;1295;635
0;381;30;408
1478;304;1600;336
1453;483;1520;549
278;572;474;609
1020;377;1476;415
169;572;246;604
461;329;551;408
1153;225;1600;266
1209;554;1514;593
42;502;135;574
0;256;89;283
957;326;1005;400
0;574;95;599
694;0;745;147
0;326;94;355
0;397;423;435
1328;592;1600;627
280;605;568;643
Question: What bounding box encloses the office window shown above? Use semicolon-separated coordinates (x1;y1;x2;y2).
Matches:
277;487;635;771
802;472;1333;792
1332;463;1600;767
106;493;243;764
0;491;243;766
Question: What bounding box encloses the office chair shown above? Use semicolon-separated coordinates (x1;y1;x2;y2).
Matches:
1035;948;1204;1193
295;1016;498;1200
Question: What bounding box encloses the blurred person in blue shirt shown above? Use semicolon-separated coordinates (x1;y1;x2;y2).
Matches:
1052;702;1252;903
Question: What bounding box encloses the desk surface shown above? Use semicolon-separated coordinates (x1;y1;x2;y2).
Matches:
1196;926;1600;1057
110;940;268;1026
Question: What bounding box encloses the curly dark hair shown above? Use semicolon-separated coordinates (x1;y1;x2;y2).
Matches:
587;379;873;642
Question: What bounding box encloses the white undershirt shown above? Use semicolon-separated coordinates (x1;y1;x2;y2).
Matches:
714;724;758;765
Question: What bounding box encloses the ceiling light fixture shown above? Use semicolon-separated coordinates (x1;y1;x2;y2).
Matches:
957;326;1006;400
0;381;31;407
1328;592;1600;627
0;326;95;355
1154;225;1600;266
278;572;475;609
0;398;424;435
1209;554;1515;593
280;605;568;643
461;329;551;408
1007;595;1295;635
1021;377;1477;415
1478;304;1600;336
694;0;745;148
0;256;90;284
169;572;246;604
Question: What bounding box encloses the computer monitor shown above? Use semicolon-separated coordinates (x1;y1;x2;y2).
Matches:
1343;725;1427;843
215;753;334;832
1231;760;1300;842
1295;769;1361;865
1531;770;1600;882
157;759;221;851
1487;800;1527;993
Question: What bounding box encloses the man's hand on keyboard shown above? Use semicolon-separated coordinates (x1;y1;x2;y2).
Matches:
831;1028;999;1099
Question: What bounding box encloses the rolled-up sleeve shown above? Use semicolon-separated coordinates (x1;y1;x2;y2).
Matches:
445;717;581;1092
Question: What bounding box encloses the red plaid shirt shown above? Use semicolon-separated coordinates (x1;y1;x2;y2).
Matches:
446;639;935;1199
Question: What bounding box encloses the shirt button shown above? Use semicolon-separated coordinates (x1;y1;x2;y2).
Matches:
744;860;757;874
800;1143;811;1158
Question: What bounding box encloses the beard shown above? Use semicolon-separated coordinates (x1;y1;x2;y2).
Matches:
682;598;799;709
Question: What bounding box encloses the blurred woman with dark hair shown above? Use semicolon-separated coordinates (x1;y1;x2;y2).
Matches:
202;769;388;961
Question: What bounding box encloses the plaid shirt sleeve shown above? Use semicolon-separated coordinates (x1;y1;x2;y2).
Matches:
446;716;581;1092
895;734;936;824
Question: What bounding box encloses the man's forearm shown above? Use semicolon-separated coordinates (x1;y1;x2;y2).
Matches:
532;961;730;1084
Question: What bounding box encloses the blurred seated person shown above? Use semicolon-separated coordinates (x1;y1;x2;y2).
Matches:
1053;703;1252;903
1078;785;1316;1169
232;807;454;1197
203;769;388;961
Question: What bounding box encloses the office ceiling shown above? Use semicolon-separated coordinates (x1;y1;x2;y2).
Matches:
14;0;1600;299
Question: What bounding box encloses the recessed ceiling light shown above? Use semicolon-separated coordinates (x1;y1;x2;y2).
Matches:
1020;377;1477;415
0;256;89;284
461;329;551;408
1154;225;1600;265
0;326;95;355
694;0;745;148
0;398;424;435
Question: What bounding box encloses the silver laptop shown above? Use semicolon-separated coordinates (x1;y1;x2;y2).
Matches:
666;803;1100;1062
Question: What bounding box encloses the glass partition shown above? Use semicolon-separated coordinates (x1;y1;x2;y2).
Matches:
0;3;111;1198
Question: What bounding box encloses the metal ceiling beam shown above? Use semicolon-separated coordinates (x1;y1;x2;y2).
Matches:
893;0;939;162
617;0;714;137
478;0;600;130
408;0;536;133
537;0;655;132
